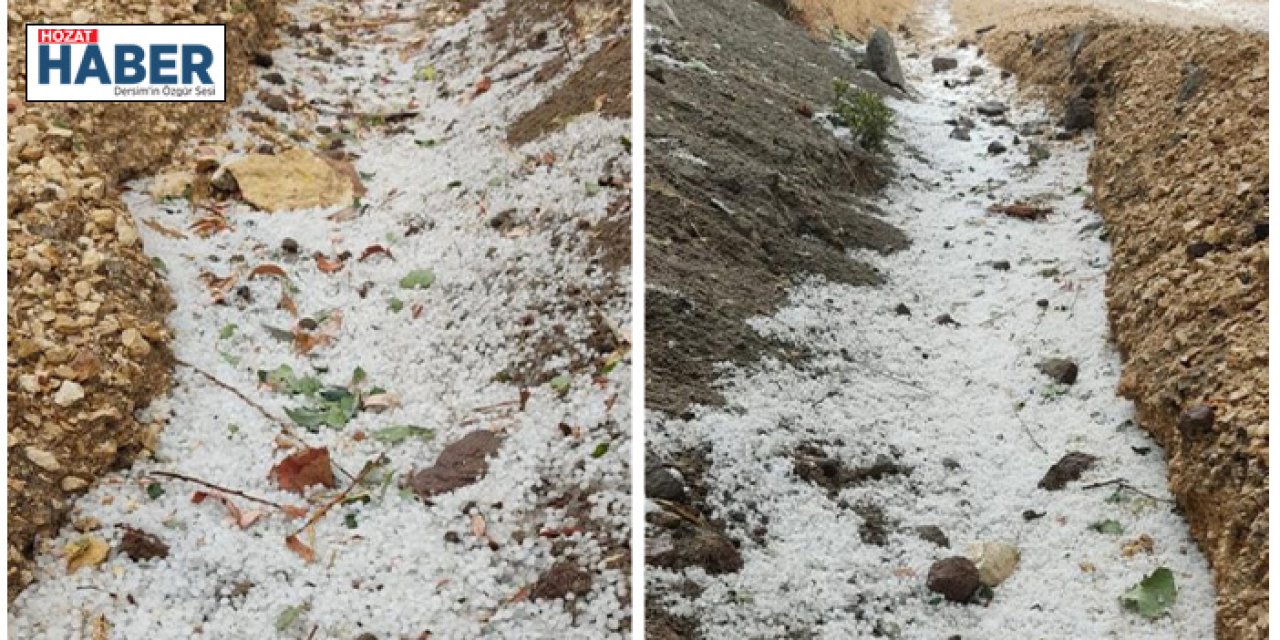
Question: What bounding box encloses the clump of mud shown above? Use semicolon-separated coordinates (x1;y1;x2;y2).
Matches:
980;21;1267;640
6;0;279;600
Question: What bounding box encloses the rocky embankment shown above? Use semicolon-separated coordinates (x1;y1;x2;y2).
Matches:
7;0;279;600
978;22;1268;639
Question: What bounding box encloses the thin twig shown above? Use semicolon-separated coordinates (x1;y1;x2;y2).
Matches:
1012;408;1047;454
150;471;298;512
289;456;384;538
174;358;356;483
1081;478;1174;504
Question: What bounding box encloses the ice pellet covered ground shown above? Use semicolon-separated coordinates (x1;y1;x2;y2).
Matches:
10;1;631;638
646;1;1216;637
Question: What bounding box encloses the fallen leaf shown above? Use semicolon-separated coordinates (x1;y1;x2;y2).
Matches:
90;615;109;640
285;534;316;563
399;269;435;289
988;202;1053;220
190;214;232;237
473;76;492;96
276;604;305;631
1120;567;1176;619
119;526;169;561
314;252;346;274
359;244;394;261
408;430;503;499
279;293;299;317
372;425;434;444
192;491;264;529
249;264;288;280
270;447;337;494
65;535;110;572
142;218;189;239
1122;534;1155;557
361;392;402;411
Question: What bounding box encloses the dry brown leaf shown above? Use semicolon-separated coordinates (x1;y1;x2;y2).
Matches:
269;447;337;494
64;535;109;573
314;252;346;274
473;76;492;97
190;215;232;238
249;264;288;280
362;392;401;411
987;203;1053;220
294;330;332;354
192;491;264;529
279;293;299;317
285;534;316;563
358;244;394;261
142;218;189;239
90;614;109;640
198;271;238;302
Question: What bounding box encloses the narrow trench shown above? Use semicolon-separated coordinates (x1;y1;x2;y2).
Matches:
11;1;631;638
646;1;1216;637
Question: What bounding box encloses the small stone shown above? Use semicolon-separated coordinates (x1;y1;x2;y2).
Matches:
645;465;687;502
53;380;85;407
915;525;950;548
281;238;300;254
251;51;274;67
262;72;286;85
211;166;238;192
1178;403;1215;435
934;313;960;327
894;303;912;316
24;447;60;471
968;66;984;77
1186;241;1213;259
931;57;958;73
530;560;593;601
1062;97;1095;131
121;328;151;358
927;556;980;602
1036;298;1049;308
966;541;1020;586
1038;451;1097;490
259;92;290;113
1036;357;1078;384
61;476;89;492
987;140;1007;155
992;260;1011;271
949;127;971;141
975;101;1007;117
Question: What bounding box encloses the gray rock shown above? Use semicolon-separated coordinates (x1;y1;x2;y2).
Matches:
866;27;906;90
646;465;687;502
975;101;1007;117
992;260;1011;271
932;57;958;73
987;140;1007;155
968;66;985;77
1036;357;1078;384
1028;142;1051;163
1062;97;1095;131
1177;63;1206;105
950;127;971;141
916;525;950;548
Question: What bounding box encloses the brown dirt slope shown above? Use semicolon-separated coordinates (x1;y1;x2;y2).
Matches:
7;0;279;600
646;0;907;415
981;21;1267;639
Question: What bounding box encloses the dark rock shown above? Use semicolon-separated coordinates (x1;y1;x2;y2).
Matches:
1028;143;1051;163
992;260;1011;271
968;66;985;77
976;101;1007;117
987;141;1007;155
1186;241;1214;259
262;72;286;86
950;127;971;141
1036;298;1050;308
258;91;290;113
1062;97;1095;131
935;314;960;328
281;238;299;254
894;303;912;316
915;525;950;548
530;560;593;601
941;457;961;470
866;28;907;90
1177;63;1206;105
1022;509;1046;521
354;634;378;640
408;430;503;499
856;503;892;546
932;57;958;73
1038;451;1097;490
1253;221;1268;242
1030;36;1045;55
957;115;976;128
1178;403;1215;435
1036;357;1078;384
651;528;744;574
646;465;687;502
927;557;980;603
251;51;274;67
119;527;169;561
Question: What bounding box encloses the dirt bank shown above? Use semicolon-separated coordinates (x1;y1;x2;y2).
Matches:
976;19;1268;639
760;0;917;39
7;0;279;600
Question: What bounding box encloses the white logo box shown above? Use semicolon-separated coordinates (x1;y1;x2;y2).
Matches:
25;24;226;102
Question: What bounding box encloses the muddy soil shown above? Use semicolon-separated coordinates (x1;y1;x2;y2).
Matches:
645;0;907;416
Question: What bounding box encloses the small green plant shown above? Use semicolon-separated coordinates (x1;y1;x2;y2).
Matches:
833;79;893;152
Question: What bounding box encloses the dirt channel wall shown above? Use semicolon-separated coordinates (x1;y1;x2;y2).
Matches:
7;0;280;600
981;22;1268;639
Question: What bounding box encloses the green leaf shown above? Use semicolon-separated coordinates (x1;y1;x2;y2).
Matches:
549;374;572;396
351;366;367;385
1090;519;1125;535
399;269;435;290
219;351;241;366
145;482;165;500
344;513;358;529
284;406;328;431
372;425;435;444
358;171;376;181
584;182;601;197
415;138;437;148
275;605;303;631
1120;567;1177;619
150;257;168;275
591;442;609;458
446;180;463;189
389;297;405;312
417;65;437;81
218;323;237;340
